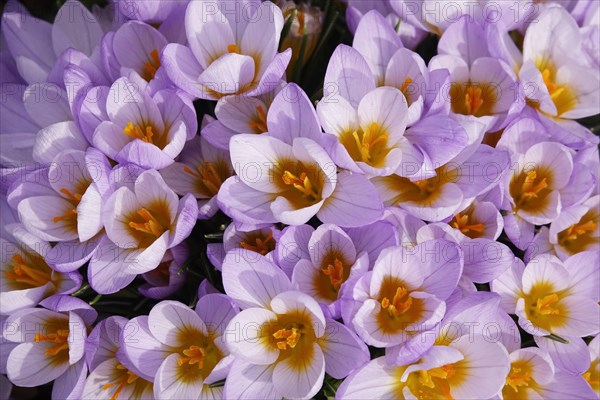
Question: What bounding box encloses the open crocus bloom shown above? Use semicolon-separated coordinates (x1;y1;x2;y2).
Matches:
520;6;600;119
92;77;196;170
0;223;81;315
217;134;383;227
373;144;509;222
91;169;197;294
3;296;96;399
160;135;233;220
492;252;600;337
82;316;153;399
121;295;237;399
344;240;462;357
162;0;291;99
317;86;413;176
584;335;600;394
221;249;369;399
548;195;599;259
291;224;370;318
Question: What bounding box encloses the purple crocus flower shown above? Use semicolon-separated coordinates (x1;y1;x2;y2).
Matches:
2;296;96;399
82;316;153;399
221;249;369;399
120;295;238;399
92;78;197;170
160;135;233;220
115;0;188;44
206;223;280;271
89;169;197;294
0;223;82;315
162;0;291;99
138;244;188;300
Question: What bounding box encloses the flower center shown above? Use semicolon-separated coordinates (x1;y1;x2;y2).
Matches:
142;49;161;81
273;326;302;350
450;82;496;117
321;258;344;290
102;363;140;400
53;187;83;224
510;168;553;212
505;366;531;392
248;105;268;133
533;293;560;316
557;210;598;254
128;208;166;238
240;231;276;255
350;122;389;165
404;364;455;400
227;43;240;54
5;253;51;288
381;286;413;317
282;170;320;200
35;329;69;357
123;121;157;144
583;360;599;391
183;162;224;197
450;213;485;237
178;345;206;369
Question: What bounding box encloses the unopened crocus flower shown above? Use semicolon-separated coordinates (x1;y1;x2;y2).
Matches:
115;0;188;43
501;347;597;399
160;135;233;220
138;244;188;300
121;295;237;399
8;149;111;271
162;0;291;99
492;252;600;337
82;316;153;399
92;78;197;170
519;6;599;120
221;249;369;399
342;240;462;359
217;134;383;227
0;223;81;315
2;296;96;399
207;223;280;271
372;143;509;222
90;169;197;294
1;0;103;84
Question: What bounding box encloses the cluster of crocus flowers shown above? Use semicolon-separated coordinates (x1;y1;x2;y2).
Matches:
0;0;599;398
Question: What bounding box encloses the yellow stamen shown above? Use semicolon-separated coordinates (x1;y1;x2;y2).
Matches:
534;293;560;316
273;327;302;350
128;208;165;237
282;170;319;199
450;213;485;235
248;105;268;133
400;77;413;95
227;43;240;54
239;231;275;255
102;363;140;400
142;49;161;81
183;163;223;196
506;367;531;392
59;188;82;203
53;208;77;223
381;286;413;317
34;329;69;357
464;86;484;115
321;258;344;290
564;220;597;242
351;122;388;164
123;121;156;143
5;254;51;287
177;345;206;369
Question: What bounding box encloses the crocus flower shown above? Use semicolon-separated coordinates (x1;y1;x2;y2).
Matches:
583;335;599;395
160;135;233;219
90;169;197;294
519;6;600;120
2;296;96;399
342;240;462;360
121;295;237;399
492;252;600;337
138;244;188;300
1;223;81;315
501;347;597;399
82;316;153;399
8;148;111;271
1;0;103;84
221;249;369;399
206;223;280;271
162;0;291;99
217;134;383;227
92;78;197;170
372;143;510;222
115;0;188;44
